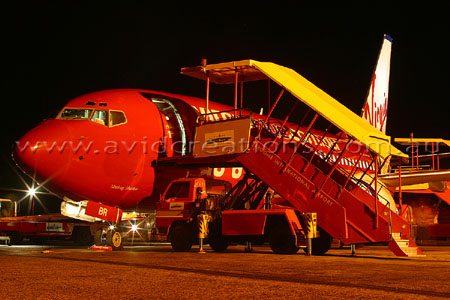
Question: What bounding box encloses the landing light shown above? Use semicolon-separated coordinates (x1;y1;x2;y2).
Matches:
27;188;36;197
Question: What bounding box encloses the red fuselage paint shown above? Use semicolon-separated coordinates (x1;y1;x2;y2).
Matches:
13;89;374;211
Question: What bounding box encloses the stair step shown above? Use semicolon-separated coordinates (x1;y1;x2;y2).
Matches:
401;247;418;254
400;247;426;257
407;253;426;258
237;140;425;258
388;238;426;257
394;239;410;247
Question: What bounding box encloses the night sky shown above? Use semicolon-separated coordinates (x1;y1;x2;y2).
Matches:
1;3;449;209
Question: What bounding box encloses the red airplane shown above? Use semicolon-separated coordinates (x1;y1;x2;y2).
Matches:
12;35;408;225
18;35;445;258
13;87;379;219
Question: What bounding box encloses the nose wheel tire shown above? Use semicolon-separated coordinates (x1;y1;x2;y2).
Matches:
106;229;123;251
94;228;123;250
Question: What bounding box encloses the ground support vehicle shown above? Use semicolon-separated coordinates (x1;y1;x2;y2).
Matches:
155;176;323;255
154;60;424;257
0;199;103;246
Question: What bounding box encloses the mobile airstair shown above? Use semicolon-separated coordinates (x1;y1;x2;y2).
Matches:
176;59;424;257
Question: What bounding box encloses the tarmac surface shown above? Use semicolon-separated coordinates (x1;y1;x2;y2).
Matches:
0;243;449;300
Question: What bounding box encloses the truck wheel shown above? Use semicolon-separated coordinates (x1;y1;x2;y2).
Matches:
169;222;193;252
94;228;104;245
8;232;22;246
106;229;123;250
73;227;94;246
269;224;299;254
303;229;332;256
208;221;228;252
30;236;47;245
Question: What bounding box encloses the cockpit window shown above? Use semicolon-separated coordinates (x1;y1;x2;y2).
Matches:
109;110;127;126
91;110;108;126
58;108;93;119
58;107;126;128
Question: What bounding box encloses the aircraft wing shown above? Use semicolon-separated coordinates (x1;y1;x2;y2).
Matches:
394;138;450;148
390;152;450;167
379;169;450;187
415;152;450;161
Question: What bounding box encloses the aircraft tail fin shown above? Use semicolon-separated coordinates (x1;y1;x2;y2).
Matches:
361;34;393;134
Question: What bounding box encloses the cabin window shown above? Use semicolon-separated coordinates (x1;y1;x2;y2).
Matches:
109;110;127;126
58;108;93;120
165;182;190;200
91;110;108;126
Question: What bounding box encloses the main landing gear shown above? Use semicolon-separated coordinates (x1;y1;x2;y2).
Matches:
94;226;123;250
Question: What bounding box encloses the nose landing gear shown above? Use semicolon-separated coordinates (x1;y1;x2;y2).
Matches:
94;226;123;251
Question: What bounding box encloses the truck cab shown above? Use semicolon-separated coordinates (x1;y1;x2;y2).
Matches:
0;199;17;218
155;178;230;250
154;176;321;255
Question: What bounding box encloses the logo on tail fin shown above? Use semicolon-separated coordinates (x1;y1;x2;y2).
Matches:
361;34;392;134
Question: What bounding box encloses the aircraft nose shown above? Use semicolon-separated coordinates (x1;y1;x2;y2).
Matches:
13;120;72;182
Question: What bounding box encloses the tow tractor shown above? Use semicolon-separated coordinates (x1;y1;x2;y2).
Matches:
0;198;103;245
